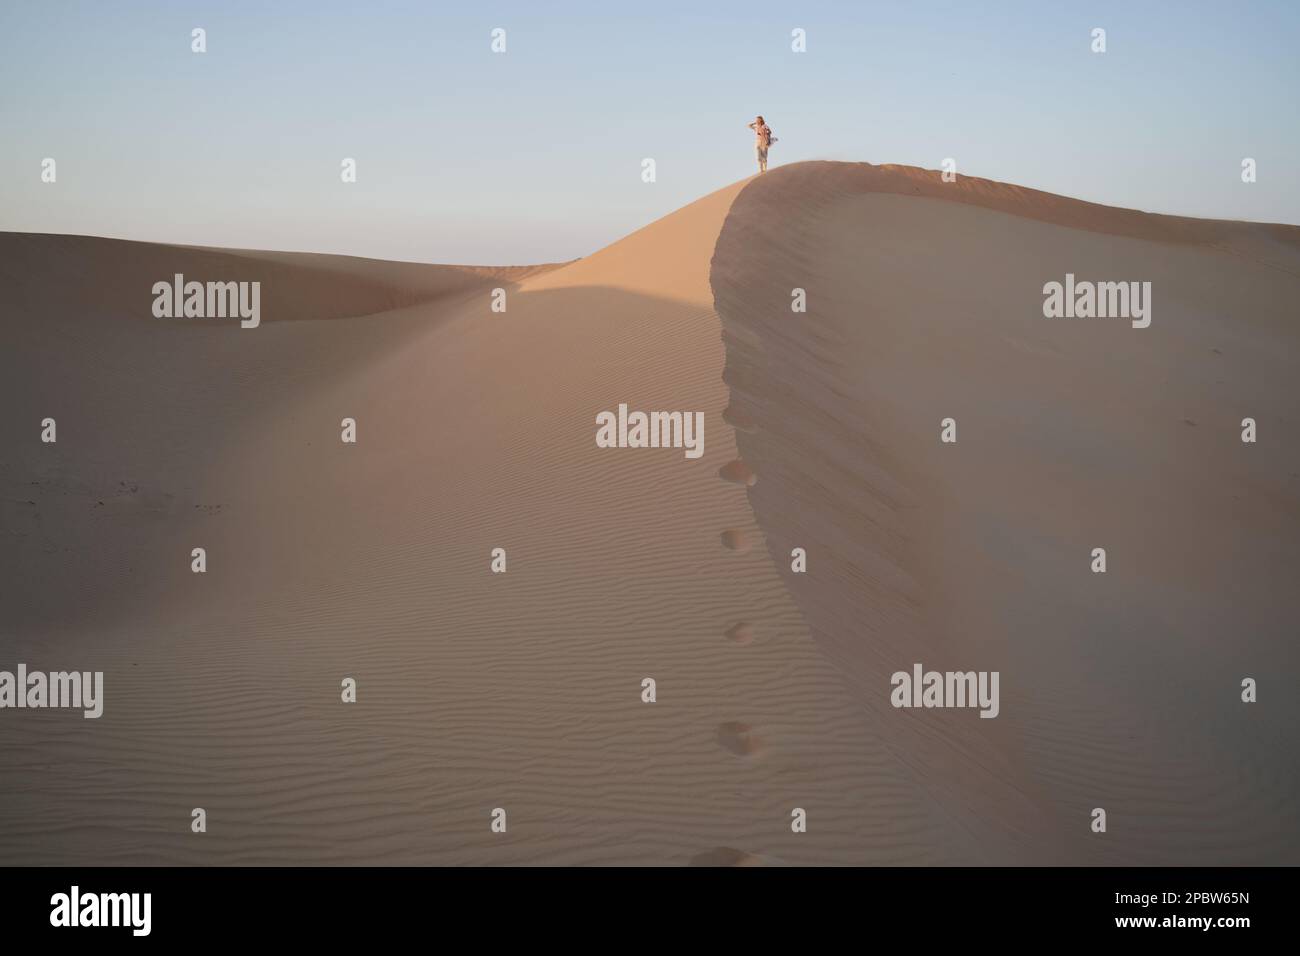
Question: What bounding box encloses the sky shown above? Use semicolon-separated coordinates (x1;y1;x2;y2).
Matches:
2;0;1297;264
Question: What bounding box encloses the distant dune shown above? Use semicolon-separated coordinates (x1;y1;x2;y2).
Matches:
1;162;1297;864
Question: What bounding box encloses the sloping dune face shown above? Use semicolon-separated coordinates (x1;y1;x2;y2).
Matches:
1;185;952;864
710;161;1300;864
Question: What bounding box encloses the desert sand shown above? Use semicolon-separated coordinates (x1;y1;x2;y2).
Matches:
1;161;1297;864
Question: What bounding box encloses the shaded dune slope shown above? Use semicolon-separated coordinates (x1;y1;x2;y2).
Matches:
710;161;1300;864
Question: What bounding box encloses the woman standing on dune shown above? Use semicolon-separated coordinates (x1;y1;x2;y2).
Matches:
748;116;775;173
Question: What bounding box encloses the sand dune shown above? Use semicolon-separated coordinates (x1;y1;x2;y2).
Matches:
2;161;1297;864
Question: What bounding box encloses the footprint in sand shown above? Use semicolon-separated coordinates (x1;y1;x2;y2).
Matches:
719;459;757;487
725;622;755;645
716;721;763;757
720;529;751;552
721;404;757;433
689;847;765;867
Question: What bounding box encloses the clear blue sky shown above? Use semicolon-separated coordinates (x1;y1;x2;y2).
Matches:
2;0;1297;264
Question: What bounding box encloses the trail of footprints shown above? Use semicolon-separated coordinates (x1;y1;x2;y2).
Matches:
704;401;769;865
